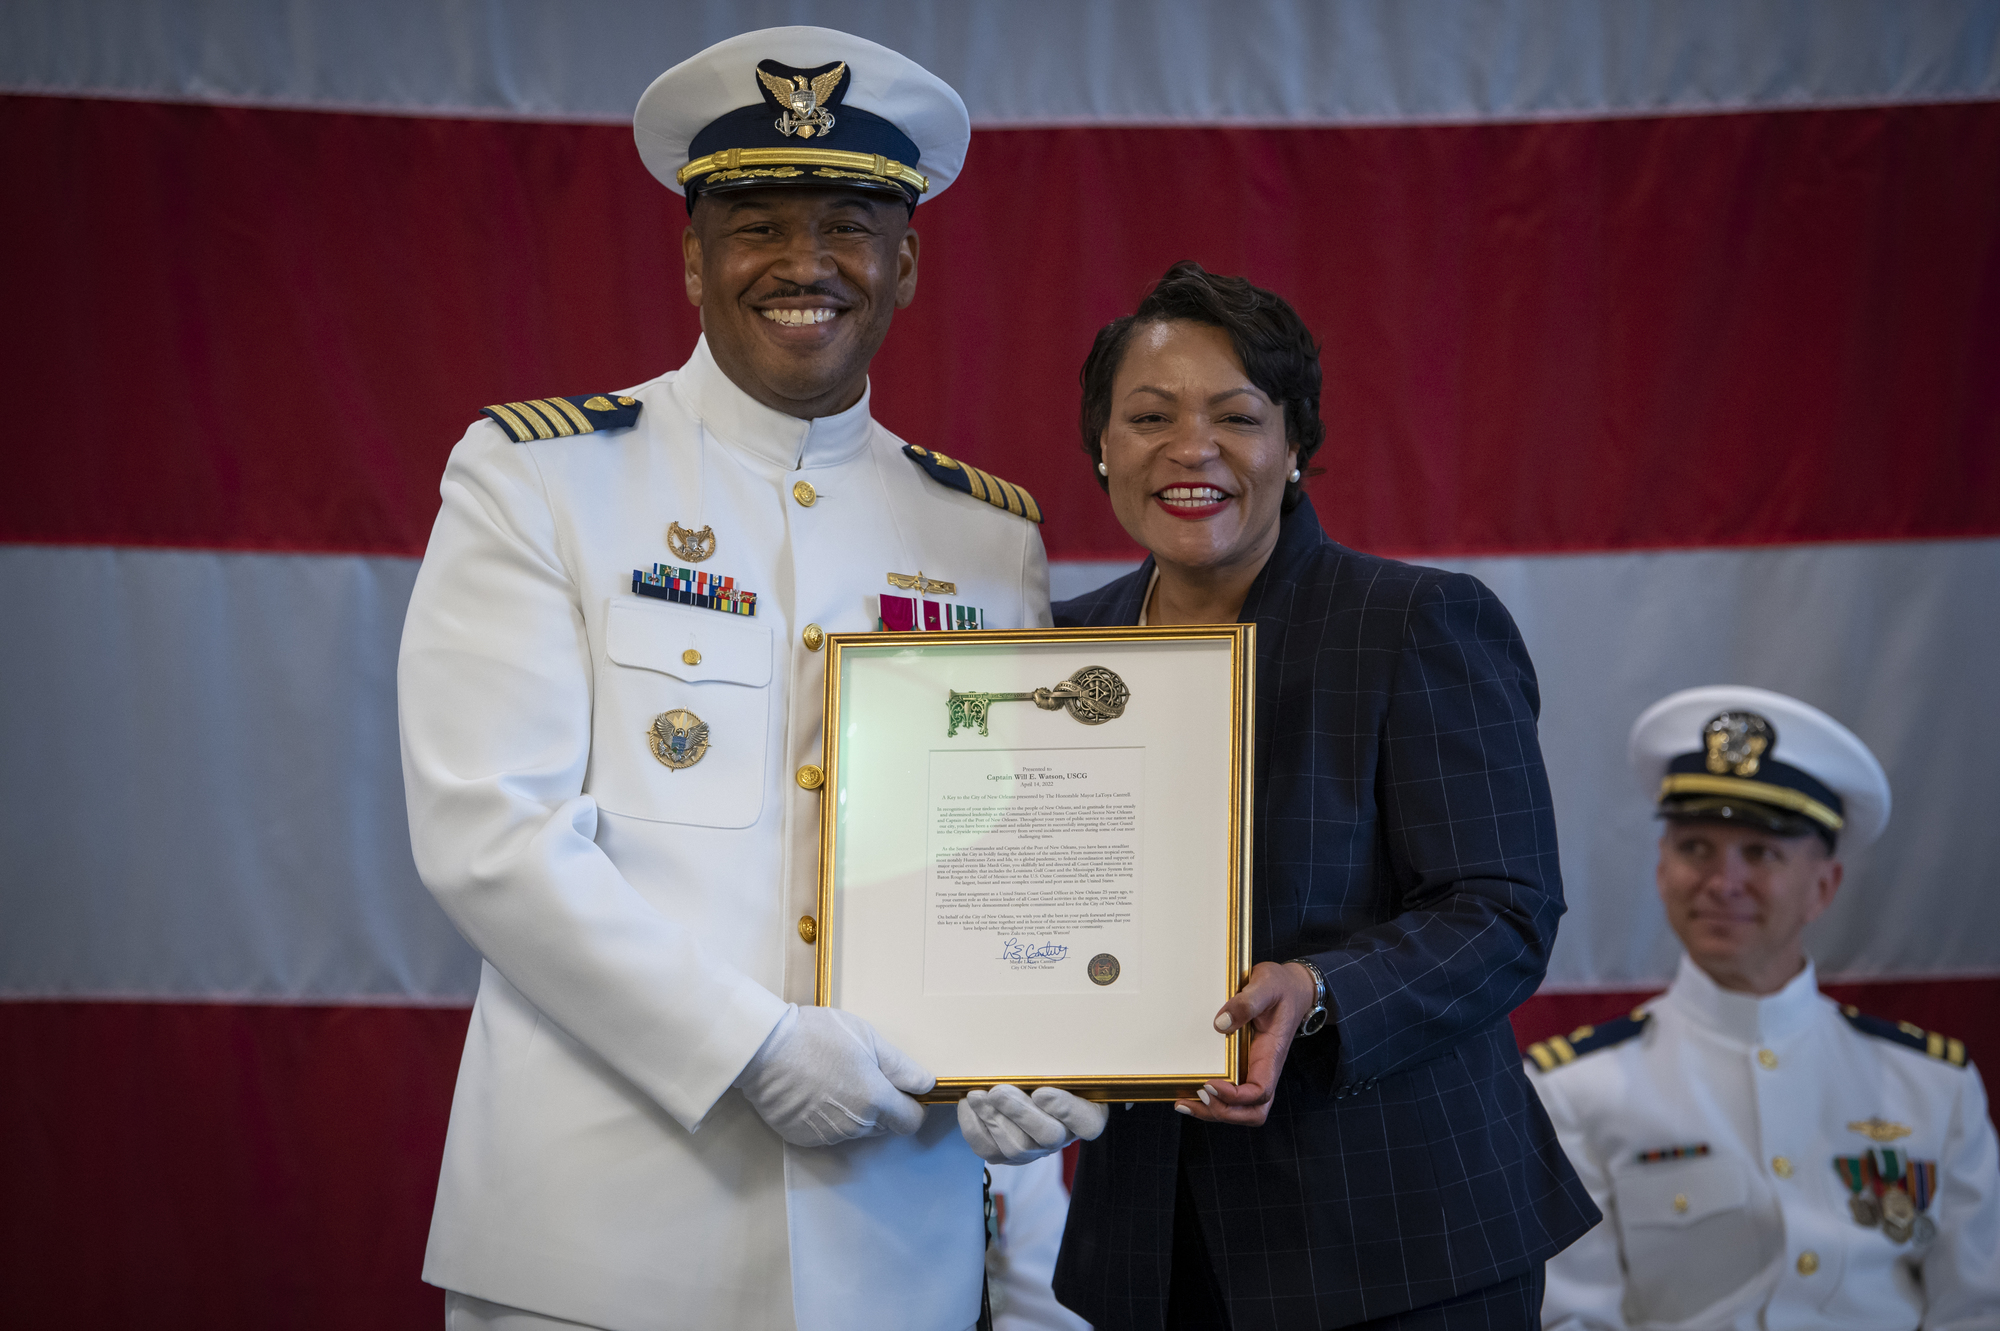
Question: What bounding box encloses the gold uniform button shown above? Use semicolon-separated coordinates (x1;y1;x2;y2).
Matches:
1773;1156;1794;1178
1797;1251;1819;1276
802;623;825;651
792;480;817;507
1672;1193;1689;1214
797;915;817;945
795;764;824;790
1758;1048;1780;1070
682;648;702;666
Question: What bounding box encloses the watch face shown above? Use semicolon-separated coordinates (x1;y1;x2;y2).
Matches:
1300;1007;1328;1037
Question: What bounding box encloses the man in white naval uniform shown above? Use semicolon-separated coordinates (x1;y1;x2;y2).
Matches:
1528;686;2000;1330
397;28;1053;1331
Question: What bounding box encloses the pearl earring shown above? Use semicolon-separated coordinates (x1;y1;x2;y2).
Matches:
1097;461;1108;476
1289;468;1301;483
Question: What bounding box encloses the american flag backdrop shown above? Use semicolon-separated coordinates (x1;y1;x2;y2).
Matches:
3;2;1998;1324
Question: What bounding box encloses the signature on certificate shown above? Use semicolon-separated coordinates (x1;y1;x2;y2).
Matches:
1000;937;1069;963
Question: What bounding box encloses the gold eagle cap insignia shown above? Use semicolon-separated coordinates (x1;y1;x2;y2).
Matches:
1847;1117;1914;1142
1702;710;1774;777
756;62;846;139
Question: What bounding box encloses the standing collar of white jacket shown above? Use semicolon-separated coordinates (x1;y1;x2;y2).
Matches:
669;335;877;472
1664;951;1824;1046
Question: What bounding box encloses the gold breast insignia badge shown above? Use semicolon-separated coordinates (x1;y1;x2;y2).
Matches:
647;709;710;770
1847;1117;1913;1142
667;522;716;563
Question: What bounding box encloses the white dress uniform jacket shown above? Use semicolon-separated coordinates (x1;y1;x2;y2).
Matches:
398;336;1052;1331
1531;955;2000;1331
987;1157;1091;1331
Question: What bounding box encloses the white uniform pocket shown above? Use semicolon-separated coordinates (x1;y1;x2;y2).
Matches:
1613;1156;1775;1323
589;598;772;828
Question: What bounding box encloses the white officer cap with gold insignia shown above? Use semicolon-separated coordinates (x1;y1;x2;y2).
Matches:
634;26;970;210
1629;685;1891;850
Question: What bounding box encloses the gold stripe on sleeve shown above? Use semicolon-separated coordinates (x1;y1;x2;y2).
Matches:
522;400;576;437
485;402;535;441
543;397;594;433
994;475;1027;518
513;401;555;440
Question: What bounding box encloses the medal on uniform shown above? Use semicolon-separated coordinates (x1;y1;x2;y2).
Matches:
1906;1157;1938;1245
881;571;986;632
667;522;716;562
1835;1156;1880;1226
1869;1148;1919;1243
647;709;710;770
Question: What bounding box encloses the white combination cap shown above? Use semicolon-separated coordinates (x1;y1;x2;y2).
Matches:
1628;685;1891;850
634;26;970;208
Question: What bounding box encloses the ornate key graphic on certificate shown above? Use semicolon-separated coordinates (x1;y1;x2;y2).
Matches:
947;665;1130;738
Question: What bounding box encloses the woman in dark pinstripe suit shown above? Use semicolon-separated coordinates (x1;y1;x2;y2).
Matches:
963;263;1598;1330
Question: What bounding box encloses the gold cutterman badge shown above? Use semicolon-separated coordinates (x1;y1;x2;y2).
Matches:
647;709;710;770
668;522;716;563
888;570;956;596
1703;711;1774;776
1848;1117;1914;1142
757;62;845;139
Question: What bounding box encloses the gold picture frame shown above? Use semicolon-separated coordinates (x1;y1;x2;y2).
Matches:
816;625;1255;1101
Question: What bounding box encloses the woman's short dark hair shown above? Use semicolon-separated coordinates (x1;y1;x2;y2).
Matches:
1078;261;1325;512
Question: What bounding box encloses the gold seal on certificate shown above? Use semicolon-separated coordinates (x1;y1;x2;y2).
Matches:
814;625;1254;1101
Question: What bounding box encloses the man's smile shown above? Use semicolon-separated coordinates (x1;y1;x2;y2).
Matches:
760;307;841;326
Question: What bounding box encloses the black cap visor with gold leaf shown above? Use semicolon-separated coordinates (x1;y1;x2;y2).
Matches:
677;59;929;210
1658;710;1845;850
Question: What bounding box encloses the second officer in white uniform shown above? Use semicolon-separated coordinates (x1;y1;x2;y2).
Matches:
398;27;1052;1331
1528;686;2000;1330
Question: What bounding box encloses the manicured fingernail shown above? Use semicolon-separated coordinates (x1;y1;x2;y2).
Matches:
1214;1013;1234;1033
1196;1086;1212;1106
1174;1103;1193;1115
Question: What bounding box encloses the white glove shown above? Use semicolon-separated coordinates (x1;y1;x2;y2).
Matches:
733;1005;934;1147
957;1084;1109;1165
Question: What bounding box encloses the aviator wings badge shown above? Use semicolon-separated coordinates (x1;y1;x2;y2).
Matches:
757;62;845;139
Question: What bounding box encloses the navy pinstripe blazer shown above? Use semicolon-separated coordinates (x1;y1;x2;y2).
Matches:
1051;499;1598;1330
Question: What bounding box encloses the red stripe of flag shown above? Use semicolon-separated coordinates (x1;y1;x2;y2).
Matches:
2;95;1996;558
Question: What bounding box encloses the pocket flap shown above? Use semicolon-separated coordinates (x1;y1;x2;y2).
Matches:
1614;1156;1748;1229
606;598;772;686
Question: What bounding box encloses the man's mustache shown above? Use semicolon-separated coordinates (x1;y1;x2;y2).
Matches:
758;282;844;300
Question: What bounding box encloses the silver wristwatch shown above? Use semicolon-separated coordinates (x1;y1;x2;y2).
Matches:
1289;957;1328;1036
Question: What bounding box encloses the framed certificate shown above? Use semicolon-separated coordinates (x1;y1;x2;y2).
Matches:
816;625;1255;1101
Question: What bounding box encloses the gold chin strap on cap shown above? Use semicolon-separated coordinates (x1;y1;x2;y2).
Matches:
1658;774;1845;832
677;146;930;195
